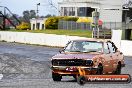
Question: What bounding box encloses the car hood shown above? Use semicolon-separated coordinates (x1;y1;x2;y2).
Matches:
52;53;98;60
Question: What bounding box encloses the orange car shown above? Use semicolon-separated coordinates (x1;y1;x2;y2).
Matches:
51;40;125;81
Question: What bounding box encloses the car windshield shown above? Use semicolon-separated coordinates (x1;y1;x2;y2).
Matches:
64;41;103;53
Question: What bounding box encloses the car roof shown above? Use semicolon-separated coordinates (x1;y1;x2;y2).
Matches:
70;39;111;43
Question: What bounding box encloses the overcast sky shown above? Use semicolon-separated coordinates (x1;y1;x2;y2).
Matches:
0;0;61;16
0;0;130;16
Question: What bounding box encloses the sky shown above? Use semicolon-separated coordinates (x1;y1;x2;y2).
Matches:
0;0;130;17
0;0;61;16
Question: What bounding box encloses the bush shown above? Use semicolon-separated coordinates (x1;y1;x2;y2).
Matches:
16;22;30;30
62;16;78;21
45;16;78;29
45;17;60;29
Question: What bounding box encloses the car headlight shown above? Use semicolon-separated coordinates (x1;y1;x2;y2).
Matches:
85;60;93;66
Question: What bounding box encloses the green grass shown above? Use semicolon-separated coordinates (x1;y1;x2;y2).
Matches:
6;29;92;38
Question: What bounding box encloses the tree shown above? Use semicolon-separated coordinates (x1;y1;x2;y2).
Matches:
23;10;30;23
30;10;36;18
23;10;37;23
45;14;52;18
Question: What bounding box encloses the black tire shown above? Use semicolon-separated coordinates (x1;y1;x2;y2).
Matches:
77;76;86;85
52;72;62;81
96;63;103;75
73;75;77;80
115;62;121;74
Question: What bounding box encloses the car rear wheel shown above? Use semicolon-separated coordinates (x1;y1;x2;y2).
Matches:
115;62;121;74
52;72;62;81
96;63;103;75
77;76;86;85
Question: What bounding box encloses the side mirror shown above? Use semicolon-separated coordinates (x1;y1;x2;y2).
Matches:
59;49;64;53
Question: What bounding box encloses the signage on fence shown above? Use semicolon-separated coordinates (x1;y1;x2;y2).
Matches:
98;19;103;25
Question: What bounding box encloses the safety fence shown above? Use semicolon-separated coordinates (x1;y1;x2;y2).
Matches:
58;20;132;30
58;20;91;30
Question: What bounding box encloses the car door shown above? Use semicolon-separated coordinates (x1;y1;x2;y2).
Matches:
109;42;124;70
102;42;113;73
107;42;118;72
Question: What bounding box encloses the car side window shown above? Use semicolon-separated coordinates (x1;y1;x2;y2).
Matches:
108;42;116;53
64;41;72;52
104;43;109;54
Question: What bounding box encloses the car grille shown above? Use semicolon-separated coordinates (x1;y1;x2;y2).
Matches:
52;59;93;66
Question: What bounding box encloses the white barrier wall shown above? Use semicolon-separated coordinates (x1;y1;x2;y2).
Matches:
0;31;89;47
111;30;132;56
111;30;122;50
120;40;132;56
0;31;132;56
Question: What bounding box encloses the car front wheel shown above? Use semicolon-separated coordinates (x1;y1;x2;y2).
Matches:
52;72;62;81
96;63;103;75
77;76;86;85
115;62;121;74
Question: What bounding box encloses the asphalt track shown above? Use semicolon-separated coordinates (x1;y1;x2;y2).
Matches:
0;42;131;88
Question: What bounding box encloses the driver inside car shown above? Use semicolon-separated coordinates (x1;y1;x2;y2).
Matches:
72;42;85;52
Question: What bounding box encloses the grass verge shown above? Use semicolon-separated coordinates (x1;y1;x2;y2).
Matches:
6;29;92;38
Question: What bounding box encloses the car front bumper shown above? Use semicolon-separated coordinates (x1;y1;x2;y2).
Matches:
51;66;98;75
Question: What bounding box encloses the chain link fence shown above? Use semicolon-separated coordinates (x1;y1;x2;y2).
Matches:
58;20;132;30
58;20;132;39
58;20;91;30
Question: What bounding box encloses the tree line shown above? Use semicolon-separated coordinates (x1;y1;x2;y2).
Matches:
4;10;54;23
